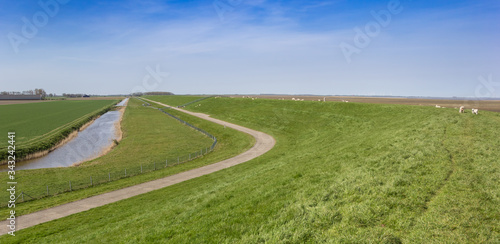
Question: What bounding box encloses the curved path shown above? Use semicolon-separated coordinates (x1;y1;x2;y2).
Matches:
0;98;275;235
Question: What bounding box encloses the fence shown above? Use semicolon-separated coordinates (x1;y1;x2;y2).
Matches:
136;97;217;151
3;98;217;206
177;96;215;108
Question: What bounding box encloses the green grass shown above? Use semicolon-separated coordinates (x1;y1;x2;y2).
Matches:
0;100;118;160
3;98;499;243
142;95;208;107
0;98;253;216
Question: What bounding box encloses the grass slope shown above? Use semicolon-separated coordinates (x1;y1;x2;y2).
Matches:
0;98;253;215
143;95;207;107
3;98;499;243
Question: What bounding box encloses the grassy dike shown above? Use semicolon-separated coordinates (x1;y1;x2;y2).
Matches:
3;98;499;243
142;95;207;107
0;98;253;217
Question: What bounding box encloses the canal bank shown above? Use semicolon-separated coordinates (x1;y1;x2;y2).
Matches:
0;98;128;171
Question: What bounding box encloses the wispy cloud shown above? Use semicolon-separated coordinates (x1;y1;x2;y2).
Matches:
0;0;498;96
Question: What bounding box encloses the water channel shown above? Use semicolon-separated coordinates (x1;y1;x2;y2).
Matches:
0;98;128;171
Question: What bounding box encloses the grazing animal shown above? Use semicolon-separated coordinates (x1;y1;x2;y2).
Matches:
472;108;479;115
459;106;465;113
435;105;441;108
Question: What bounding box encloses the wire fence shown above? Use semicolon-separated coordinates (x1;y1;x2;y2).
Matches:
4;98;217;206
177;96;215;108
136;97;217;150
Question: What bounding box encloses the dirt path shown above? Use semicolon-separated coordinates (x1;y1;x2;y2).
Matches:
0;99;275;236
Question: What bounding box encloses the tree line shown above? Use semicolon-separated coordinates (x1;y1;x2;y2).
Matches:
131;91;174;96
0;89;51;98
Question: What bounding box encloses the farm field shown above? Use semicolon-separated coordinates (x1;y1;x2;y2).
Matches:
143;95;208;107
0;100;119;161
4;97;499;243
0;98;253;216
0;100;52;105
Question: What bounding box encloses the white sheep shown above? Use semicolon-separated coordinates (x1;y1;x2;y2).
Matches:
435;105;441;108
459;106;465;113
472;108;479;115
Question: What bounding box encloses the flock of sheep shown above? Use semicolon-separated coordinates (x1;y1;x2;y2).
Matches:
239;97;480;115
439;105;479;115
457;106;479;115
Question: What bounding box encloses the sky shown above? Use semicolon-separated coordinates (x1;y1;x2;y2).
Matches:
0;0;499;97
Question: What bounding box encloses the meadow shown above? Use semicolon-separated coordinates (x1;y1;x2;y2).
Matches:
0;98;253;216
2;97;499;243
0;100;119;161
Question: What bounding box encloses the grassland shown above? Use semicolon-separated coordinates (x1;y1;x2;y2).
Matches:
0;98;253;216
143;95;208;107
0;100;118;161
4;97;498;243
252;95;500;113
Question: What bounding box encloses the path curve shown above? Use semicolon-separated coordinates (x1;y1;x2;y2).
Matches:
0;98;275;236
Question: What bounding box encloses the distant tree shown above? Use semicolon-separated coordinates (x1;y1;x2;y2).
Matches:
144;91;174;95
34;88;47;98
61;93;84;98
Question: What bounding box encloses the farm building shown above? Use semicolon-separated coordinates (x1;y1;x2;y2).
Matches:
0;95;42;100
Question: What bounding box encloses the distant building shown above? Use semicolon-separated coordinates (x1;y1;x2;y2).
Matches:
0;95;42;100
83;94;90;98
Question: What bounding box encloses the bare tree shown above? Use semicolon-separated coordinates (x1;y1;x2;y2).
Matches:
34;88;47;99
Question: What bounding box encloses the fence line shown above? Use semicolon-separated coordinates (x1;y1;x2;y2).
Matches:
157;108;217;151
3;97;218;206
135;97;217;150
176;96;215;108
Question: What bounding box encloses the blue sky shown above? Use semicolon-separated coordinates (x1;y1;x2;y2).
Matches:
0;0;499;97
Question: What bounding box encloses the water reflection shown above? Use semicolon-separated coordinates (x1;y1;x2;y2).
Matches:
1;100;127;171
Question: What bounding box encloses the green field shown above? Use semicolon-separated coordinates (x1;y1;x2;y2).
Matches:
0;100;119;160
3;98;499;243
142;95;208;107
0;98;253;215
